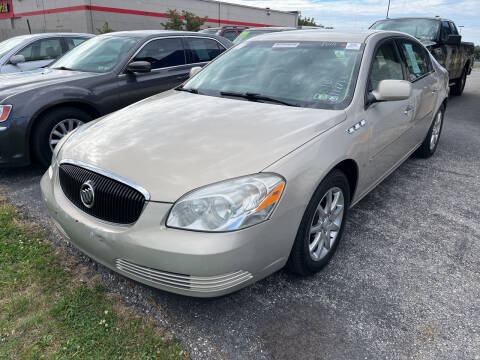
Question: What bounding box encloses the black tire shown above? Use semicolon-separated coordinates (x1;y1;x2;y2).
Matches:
31;107;92;167
414;105;445;159
288;169;350;276
451;67;467;96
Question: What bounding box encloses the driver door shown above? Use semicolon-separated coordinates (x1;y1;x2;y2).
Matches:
365;39;415;182
117;37;191;106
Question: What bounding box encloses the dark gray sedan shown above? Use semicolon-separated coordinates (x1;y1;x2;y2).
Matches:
0;30;231;166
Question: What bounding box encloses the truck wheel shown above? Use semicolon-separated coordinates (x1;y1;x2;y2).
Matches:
32;107;92;167
451;67;467;96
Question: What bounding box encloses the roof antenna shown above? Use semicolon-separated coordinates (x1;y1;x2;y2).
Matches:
386;0;391;18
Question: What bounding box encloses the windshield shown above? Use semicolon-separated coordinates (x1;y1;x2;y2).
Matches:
183;40;364;110
234;30;284;44
371;19;440;41
0;36;29;59
52;36;139;73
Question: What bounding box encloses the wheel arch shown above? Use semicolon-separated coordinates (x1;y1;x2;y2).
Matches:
330;159;359;202
27;100;101;162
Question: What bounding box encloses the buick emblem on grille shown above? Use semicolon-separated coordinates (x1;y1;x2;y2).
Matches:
80;180;95;208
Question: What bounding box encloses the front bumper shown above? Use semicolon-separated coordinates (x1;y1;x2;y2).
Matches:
41;165;291;297
0;116;30;166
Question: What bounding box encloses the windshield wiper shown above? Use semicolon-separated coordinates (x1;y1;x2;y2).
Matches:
176;85;198;94
220;91;299;107
52;66;75;71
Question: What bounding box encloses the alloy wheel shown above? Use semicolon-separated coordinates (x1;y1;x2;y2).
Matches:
49;118;84;152
429;111;443;151
309;187;345;261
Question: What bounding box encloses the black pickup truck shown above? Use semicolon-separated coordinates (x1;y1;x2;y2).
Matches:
370;17;474;96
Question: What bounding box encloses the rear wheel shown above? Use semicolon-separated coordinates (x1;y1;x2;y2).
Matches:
414;105;444;159
288;170;350;276
451;67;467;96
32;107;92;167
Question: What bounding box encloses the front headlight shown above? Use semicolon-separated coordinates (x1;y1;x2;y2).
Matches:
166;173;285;232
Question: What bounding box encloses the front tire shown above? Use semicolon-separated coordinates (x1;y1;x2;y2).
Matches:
414;105;444;159
288;170;350;276
32;107;91;167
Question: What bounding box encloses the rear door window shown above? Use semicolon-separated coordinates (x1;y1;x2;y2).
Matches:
17;38;63;61
397;40;432;81
133;38;186;69
185;37;225;63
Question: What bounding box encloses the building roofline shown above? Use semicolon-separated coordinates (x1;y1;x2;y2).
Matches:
196;0;299;16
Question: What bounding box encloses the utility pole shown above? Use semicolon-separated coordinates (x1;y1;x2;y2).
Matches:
386;0;391;18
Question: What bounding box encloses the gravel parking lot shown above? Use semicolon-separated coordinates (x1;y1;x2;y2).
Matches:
1;70;479;360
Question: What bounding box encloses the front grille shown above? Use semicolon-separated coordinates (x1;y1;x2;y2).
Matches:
59;164;146;224
116;259;253;292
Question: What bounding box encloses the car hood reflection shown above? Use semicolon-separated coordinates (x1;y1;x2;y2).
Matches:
61;91;347;202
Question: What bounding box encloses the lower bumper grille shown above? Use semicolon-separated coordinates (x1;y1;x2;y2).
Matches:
115;259;253;293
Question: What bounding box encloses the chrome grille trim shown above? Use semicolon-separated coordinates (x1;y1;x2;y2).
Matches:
116;259;253;292
60;159;150;200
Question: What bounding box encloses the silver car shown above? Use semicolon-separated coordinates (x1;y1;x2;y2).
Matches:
41;30;448;297
0;33;93;74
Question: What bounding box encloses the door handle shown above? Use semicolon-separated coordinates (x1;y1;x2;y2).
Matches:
403;105;414;115
432;89;439;94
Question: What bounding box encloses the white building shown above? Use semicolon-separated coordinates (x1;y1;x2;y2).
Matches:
0;0;299;40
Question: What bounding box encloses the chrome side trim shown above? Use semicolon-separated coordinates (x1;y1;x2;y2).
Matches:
59;159;151;201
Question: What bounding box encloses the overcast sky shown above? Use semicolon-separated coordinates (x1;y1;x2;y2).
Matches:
227;0;479;45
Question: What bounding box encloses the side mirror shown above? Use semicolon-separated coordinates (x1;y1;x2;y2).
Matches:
445;34;461;46
126;61;151;74
189;66;202;78
9;54;25;65
369;80;412;104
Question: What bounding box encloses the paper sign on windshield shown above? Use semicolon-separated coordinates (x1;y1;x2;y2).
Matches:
273;43;300;48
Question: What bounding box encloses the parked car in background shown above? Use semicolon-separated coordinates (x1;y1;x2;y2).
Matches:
0;30;231;167
233;27;297;44
199;26;249;41
370;17;474;95
41;29;448;297
0;33;93;74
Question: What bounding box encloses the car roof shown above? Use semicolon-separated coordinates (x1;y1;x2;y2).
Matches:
245;27;297;31
373;17;451;23
11;33;93;39
248;29;380;43
100;30;226;40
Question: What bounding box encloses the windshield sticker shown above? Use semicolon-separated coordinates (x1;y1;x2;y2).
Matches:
404;43;421;74
273;43;300;48
346;42;361;50
238;31;249;39
314;93;329;101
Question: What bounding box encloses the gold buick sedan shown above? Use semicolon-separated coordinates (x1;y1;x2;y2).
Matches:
41;30;448;297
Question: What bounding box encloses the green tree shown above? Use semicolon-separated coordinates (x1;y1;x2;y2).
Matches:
298;16;323;28
162;9;208;32
162;9;184;30
474;46;480;60
96;22;115;34
182;10;207;32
